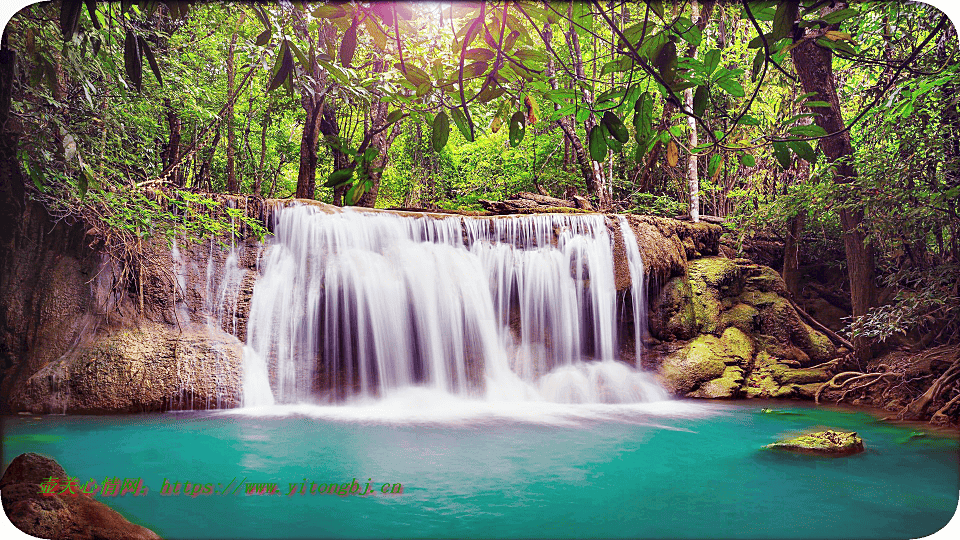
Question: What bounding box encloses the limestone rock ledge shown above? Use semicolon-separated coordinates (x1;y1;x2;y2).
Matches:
765;430;865;456
649;256;838;400
11;322;242;414
1;453;161;539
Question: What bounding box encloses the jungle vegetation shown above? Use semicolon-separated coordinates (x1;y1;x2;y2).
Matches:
0;0;958;362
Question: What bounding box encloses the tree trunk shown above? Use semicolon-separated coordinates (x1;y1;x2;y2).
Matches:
683;1;713;222
566;10;611;210
225;13;244;194
295;99;322;200
255;108;270;197
162;98;183;187
790;14;877;360
0;40;25;241
782;210;805;297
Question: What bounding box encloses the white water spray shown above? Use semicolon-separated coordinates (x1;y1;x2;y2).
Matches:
242;204;667;406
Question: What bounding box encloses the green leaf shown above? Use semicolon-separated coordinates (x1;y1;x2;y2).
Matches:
703;49;721;75
602;111;629;143
137;35;162;87
708;154;722;178
267;42;293;92
324;168;354;188
751;49;764;82
693;85;708;117
60;0;82;42
83;0;100;30
736;114;761;125
255;29;271;46
123;30;142;92
674;17;702;47
772;1;796;43
340;18;358;67
787;140;816;162
772;141;791;169
654;39;678;86
509;111;526;147
386;110;404;125
821;8;858;24
313;4;347;19
463;61;488;78
803;100;831;108
464;48;495;62
649;0;665;21
634;91;653;140
716;77;744;97
739;153;756;167
432;111;450;151
588;125;608;162
787;124;828;137
450;107;474;142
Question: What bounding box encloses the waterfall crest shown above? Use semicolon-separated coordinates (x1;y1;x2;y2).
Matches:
243;204;667;405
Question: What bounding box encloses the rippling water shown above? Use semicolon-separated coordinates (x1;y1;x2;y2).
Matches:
3;400;957;539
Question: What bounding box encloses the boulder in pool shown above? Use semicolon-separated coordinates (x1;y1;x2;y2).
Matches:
765;430;864;456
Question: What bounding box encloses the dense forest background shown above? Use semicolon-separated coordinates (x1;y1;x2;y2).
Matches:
0;0;957;365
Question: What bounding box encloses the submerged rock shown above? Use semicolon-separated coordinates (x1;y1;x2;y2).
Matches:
1;453;160;539
765;430;865;456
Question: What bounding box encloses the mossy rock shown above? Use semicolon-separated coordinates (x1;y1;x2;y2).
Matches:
738;290;782;308
743;265;789;296
659;329;754;395
688;257;741;290
744;351;788;398
719;303;760;333
659;335;728;394
689;366;745;399
765;430;864;456
798;322;836;363
649;277;698;340
771;365;831;385
719;327;754;365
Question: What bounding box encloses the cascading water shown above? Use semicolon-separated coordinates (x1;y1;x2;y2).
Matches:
242;203;668;406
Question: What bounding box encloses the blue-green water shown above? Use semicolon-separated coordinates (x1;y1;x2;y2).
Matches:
2;399;957;539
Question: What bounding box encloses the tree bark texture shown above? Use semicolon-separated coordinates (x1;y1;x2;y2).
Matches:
790;29;877;360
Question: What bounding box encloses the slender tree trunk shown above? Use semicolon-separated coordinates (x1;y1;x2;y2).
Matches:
225;13;244;193
566;9;611;209
163;98;183;187
790;8;877;360
683;1;713;222
255;108;270;197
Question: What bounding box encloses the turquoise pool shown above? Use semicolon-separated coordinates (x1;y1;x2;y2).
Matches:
2;398;957;539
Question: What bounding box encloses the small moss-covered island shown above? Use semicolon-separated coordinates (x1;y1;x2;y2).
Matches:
766;430;866;456
1;0;959;539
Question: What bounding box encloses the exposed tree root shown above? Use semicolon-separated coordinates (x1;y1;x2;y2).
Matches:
902;358;960;419
815;368;898;404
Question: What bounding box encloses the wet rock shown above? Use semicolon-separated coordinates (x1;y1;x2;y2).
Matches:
765;430;864;456
11;322;243;413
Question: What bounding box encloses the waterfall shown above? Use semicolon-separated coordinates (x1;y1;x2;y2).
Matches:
242;204;667;406
618;215;648;364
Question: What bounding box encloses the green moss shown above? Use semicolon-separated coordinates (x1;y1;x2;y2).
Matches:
720;303;759;333
688;257;740;289
691;366;745;399
744;265;789;295
719;327;754;365
660;335;728;394
799;322;836;363
738;290;781;308
765;430;864;455
773;366;830;385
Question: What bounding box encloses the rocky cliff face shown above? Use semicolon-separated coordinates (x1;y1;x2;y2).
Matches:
1;200;260;413
647;256;839;399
